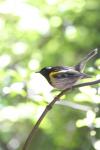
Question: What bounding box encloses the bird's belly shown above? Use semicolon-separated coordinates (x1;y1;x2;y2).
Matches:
51;78;78;90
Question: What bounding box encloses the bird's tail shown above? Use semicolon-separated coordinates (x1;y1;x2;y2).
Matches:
75;48;98;72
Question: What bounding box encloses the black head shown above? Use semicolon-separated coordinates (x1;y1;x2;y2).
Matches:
38;67;53;84
39;66;68;76
39;67;52;75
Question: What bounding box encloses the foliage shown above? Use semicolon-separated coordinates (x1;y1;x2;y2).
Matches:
0;0;100;150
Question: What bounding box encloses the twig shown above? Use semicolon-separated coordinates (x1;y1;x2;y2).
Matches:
23;79;100;150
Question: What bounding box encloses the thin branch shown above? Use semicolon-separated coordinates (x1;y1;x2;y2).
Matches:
22;79;100;150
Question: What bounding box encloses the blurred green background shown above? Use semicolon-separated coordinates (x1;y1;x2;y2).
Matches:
0;0;100;150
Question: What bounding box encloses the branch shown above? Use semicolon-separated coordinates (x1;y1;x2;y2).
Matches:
22;79;100;150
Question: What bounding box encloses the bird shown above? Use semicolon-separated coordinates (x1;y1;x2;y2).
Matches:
38;49;98;90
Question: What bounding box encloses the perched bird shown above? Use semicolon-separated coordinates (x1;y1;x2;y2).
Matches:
38;49;98;90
